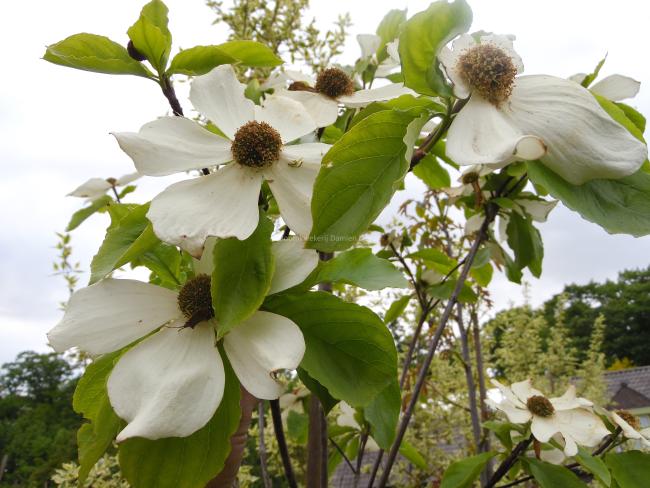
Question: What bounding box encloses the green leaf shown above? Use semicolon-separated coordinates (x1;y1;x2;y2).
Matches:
168;45;236;75
308;110;425;251
66;195;111;231
527;163;650;238
581;55;607;87
527;458;588;488
264;292;397;407
384;295;411;323
89;204;160;284
211;214;274;338
506;212;544;278
119;352;241;488
287;410;309;444
606;451;650;488
398;0;473;97
134;243;186;289
576;446;611;487
440;451;494;488
349;95;444;129
595;94;645;142
214;40;282;67
73;351;123;484
407;247;456;273
616;102;646;134
297;367;339;413
428;279;477;303
44;34;151;76
413;153;451;189
365;379;400;449
127;0;172;72
376;9;407;55
399;441;428;471
470;263;493;287
316;248;408;290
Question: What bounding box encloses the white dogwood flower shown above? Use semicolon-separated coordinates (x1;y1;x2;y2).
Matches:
113;65;330;257
47;238;317;442
439;34;647;185
570;73;641;101
276;67;413;127
68;172;140;202
488;379;609;456
610;410;650;447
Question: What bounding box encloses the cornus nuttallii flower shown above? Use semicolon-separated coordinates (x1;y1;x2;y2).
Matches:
67;172;140;202
47;238;318;442
271;67;413;127
113;64;329;257
610;410;650;447
488;379;609;456
439;35;647;185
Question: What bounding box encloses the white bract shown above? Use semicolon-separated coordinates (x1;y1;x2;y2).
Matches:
356;34;401;77
336;402;379;451
440;34;647;185
47;238;318;442
68;172;140;202
610;410;650;447
113;64;330;257
570;73;641;101
275;67;413;127
488;379;609;456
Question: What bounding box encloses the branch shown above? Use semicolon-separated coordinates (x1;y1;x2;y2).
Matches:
258;402;272;488
485;435;534;488
269;399;298;488
330;436;357;474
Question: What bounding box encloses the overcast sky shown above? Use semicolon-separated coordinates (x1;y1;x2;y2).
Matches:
1;0;648;364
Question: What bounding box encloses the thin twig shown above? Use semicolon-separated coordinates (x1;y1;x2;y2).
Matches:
486;435;534;488
269;399;298;488
330;437;357;474
258;402;272;488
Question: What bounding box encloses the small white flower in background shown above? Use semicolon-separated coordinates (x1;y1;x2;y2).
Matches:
570;73;641;101
273;67;413;127
610;410;650;447
279;386;310;422
113;64;330;257
356;34;401;78
336;402;380;451
439;34;647;185
488;379;609;456
68;173;140;202
47;238;318;442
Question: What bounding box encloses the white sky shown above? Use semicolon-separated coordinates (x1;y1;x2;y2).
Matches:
1;0;649;364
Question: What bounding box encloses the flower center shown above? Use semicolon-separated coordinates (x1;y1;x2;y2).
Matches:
231;121;282;169
616;410;640;430
177;274;214;328
457;44;517;106
315;68;354;99
526;395;555;418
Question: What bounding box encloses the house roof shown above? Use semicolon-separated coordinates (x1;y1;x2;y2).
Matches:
604;365;650;410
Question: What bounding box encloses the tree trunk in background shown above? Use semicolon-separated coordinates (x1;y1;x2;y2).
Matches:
206;388;257;488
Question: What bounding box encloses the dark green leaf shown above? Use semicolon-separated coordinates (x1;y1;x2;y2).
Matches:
470;263;493;287
365;379;400;449
89;204;160;284
168;45;236;75
527;458;588;488
297;367;339;413
440;451;494;488
606;451;650;488
308;110;425;251
398;0;472;97
413;153;451;189
384;295;411;323
73;351;123;483
527;163;650;238
66;195;111;231
407;248;456;274
349;95;444;129
44;34;151;76
376;9;407;54
399;441;428;471
576;446;611;487
506;212;544;278
128;0;172;72
264;292;397;407
211;214;274;338
119;353;241;488
316;248;408;290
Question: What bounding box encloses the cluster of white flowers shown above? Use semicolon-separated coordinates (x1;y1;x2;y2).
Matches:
52;23;647;447
489;379;649;460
